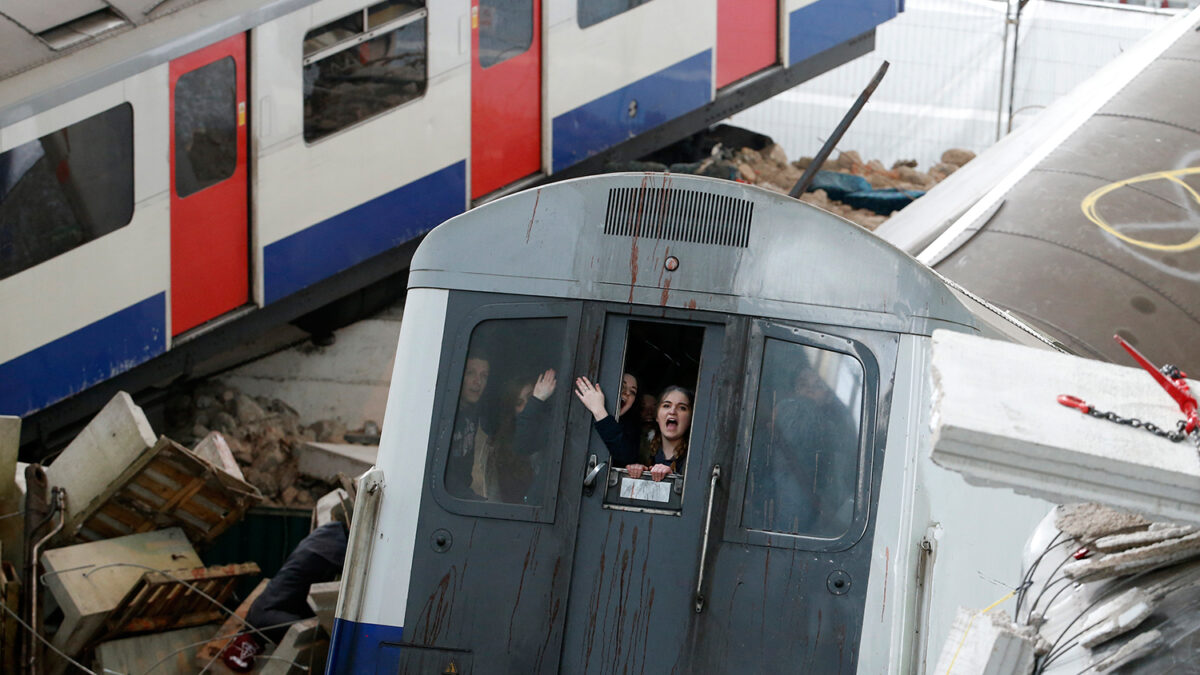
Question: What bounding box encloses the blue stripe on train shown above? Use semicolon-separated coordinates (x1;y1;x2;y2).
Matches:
552;50;713;172
327;618;405;674
788;0;898;66
0;293;166;417
263;161;467;305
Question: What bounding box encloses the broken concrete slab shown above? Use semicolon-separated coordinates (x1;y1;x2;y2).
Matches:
932;609;1036;675
259;617;321;675
41;527;202;675
297;442;376;482
1094;524;1195;553
1063;531;1200;581
1055;503;1149;544
312;488;352;529
45;392;158;541
307;580;340;633
929;330;1200;526
1076;588;1154;648
193;431;246;482
95;624;214;675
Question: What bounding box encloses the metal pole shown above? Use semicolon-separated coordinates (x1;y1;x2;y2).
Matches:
788;60;890;199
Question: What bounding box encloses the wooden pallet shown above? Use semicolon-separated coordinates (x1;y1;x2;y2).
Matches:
75;436;262;544
101;562;261;640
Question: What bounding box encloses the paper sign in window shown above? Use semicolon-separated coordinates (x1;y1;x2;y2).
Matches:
620;477;671;503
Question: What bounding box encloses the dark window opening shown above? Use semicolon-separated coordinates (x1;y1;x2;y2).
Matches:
175;57;237;198
600;320;704;510
742;339;864;539
444;317;569;505
0;103;134;280
478;0;533;68
303;2;428;143
578;0;656;29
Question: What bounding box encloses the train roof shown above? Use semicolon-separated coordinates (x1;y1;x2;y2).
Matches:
410;172;1052;342
0;0;314;126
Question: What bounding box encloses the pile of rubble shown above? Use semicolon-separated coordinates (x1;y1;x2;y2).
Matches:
624;124;975;231
934;503;1200;673
164;380;378;509
0;391;366;674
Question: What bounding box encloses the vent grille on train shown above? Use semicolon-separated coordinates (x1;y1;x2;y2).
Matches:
603;187;753;248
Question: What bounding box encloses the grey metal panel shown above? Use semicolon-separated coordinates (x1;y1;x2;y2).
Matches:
4;0;107;34
1162;21;1200;61
409;173;984;336
936;164;1200;369
0;0;320;126
1095;59;1200;133
0;16;48;81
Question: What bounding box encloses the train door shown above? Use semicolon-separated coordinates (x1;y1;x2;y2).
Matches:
169;33;250;336
471;0;541;199
717;0;778;88
557;312;735;674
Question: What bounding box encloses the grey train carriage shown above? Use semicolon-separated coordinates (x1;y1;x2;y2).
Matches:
328;173;1055;674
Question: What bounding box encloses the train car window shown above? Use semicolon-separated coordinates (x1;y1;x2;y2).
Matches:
302;2;428;143
444;317;569;506
175;57;237;198
578;0;655;29
0;103;133;281
478;0;533;68
742;339;863;539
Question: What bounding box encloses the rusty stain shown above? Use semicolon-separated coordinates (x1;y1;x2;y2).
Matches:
526;188;541;243
687;299;697;309
881;546;889;622
660;277;672;306
416;565;458;645
533;555;563;672
508;528;541;649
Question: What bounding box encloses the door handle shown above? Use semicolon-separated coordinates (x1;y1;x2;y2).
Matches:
694;464;721;613
583;454;605;495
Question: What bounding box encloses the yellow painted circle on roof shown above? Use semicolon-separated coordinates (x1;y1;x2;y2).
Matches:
1081;167;1200;252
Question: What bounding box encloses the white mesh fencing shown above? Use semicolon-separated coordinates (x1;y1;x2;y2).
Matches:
729;0;1177;170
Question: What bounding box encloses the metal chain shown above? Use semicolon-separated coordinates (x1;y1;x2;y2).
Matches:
1085;405;1189;442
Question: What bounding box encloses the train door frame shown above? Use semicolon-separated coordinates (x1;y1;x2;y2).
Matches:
688;318;897;672
168;32;251;336
470;0;543;199
556;304;746;674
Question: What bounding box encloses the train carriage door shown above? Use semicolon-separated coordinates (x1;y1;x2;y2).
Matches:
558;313;734;674
471;0;541;199
169;34;249;335
717;0;778;88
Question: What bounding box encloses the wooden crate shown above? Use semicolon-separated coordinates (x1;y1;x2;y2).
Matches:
102;562;261;640
75;436;262;544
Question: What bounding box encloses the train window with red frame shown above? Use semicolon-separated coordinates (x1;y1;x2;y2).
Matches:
0;103;134;280
578;0;656;28
302;1;427;143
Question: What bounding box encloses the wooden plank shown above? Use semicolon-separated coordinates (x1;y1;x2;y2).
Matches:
196;578;270;669
102;562;261;640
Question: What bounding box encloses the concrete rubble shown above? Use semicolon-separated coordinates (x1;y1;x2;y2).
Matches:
2;390;359;674
929;330;1200;672
621;125;974;231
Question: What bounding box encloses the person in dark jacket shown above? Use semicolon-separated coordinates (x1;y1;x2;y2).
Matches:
573;373;641;467
221;521;349;671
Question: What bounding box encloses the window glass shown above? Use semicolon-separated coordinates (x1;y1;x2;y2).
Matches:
578;0;655;29
0;103;134;281
368;0;423;28
743;339;863;538
478;0;533;68
303;12;364;57
175;57;237;198
445;317;568;505
303;12;427;143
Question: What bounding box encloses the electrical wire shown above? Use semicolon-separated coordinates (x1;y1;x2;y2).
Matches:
141;618;310;675
1014;531;1067;621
